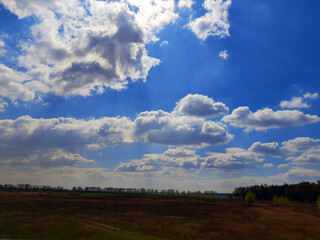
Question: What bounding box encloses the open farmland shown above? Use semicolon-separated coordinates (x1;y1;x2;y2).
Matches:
1;191;320;239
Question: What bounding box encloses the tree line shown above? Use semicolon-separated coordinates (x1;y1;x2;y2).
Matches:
0;184;217;196
233;180;320;203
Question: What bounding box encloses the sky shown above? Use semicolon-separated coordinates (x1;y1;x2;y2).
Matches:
0;0;319;192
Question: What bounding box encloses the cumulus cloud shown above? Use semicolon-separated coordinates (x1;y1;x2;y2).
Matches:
117;138;320;172
222;107;320;131
116;146;266;173
126;0;178;42
0;94;233;168
173;94;229;117
219;50;228;60
249;142;287;157
249;137;319;157
281;137;319;151
134;110;233;147
178;0;195;9
286;146;320;165
0;0;178;99
116;147;201;172
280;92;319;109
0;115;134;155
188;0;231;40
201;148;264;170
0;115;133;168
280;97;310;109
249;137;320;166
0;64;36;103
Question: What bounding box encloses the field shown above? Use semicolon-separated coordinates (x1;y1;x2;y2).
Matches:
1;191;320;239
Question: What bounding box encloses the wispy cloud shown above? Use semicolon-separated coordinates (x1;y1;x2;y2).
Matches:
219;50;229;60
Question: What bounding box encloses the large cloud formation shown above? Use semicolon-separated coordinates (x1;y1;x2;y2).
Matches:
116;146;265;172
0;0;233;108
0;115;134;168
116;136;320;173
134;110;232;147
222;107;320;131
0;94;233;168
0;0;178;101
249;137;320;165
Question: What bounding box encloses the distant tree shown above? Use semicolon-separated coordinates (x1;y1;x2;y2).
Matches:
245;192;255;204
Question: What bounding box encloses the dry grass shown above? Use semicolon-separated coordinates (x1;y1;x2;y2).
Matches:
1;191;320;239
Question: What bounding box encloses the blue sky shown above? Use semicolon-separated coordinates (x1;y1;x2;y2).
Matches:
0;0;319;192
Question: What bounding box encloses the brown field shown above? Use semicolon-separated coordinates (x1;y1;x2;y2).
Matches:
1;191;320;239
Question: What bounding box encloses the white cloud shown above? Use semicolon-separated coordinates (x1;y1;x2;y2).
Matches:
249;142;285;157
0;98;8;112
187;0;231;40
280;92;319;109
286;146;320;165
219;50;228;60
134;110;232;147
263;163;274;168
173;94;229;117
0;39;5;56
249;137;320;167
201;148;264;170
222;107;320;131
250;137;319;157
0;0;179;99
304;92;319;100
0;94;233;168
115;136;319;173
281;137;319;150
178;0;195;9
86;144;101;150
126;0;178;42
0;115;133;168
283;167;320;181
116;146;266;173
0;115;134;156
0;64;36;103
2;148;95;168
277;164;290;170
160;40;169;47
280;97;310;109
116;147;201;172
